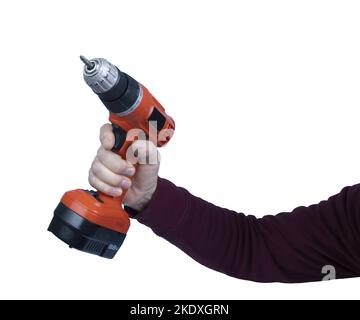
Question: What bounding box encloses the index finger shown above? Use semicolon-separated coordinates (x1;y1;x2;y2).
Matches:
99;123;115;150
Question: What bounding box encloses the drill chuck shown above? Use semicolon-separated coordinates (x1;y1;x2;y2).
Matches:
81;56;120;94
81;56;142;116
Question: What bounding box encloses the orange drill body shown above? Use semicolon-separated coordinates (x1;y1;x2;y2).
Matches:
61;84;175;234
48;57;175;258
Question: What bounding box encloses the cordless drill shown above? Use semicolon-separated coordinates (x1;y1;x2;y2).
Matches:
48;56;175;258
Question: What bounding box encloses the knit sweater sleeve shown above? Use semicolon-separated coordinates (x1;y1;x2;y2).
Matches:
126;178;360;282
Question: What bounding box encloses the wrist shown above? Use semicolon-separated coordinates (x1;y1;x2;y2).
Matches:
127;180;158;212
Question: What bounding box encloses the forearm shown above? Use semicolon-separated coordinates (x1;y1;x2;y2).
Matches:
126;178;360;283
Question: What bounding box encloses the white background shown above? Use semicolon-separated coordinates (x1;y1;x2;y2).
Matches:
0;0;359;299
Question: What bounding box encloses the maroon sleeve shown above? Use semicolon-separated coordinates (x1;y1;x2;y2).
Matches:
126;177;360;283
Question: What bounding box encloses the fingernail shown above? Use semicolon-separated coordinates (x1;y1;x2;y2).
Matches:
125;167;135;176
121;179;131;189
111;188;122;196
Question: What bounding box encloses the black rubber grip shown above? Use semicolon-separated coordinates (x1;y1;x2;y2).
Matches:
112;124;127;152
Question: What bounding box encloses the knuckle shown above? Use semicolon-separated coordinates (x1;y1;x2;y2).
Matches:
88;172;95;186
97;148;110;162
105;185;118;195
100;123;111;134
115;175;124;186
113;158;126;174
91;160;100;175
100;131;111;143
113;164;122;174
102;184;111;194
99;132;106;143
96;147;104;158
